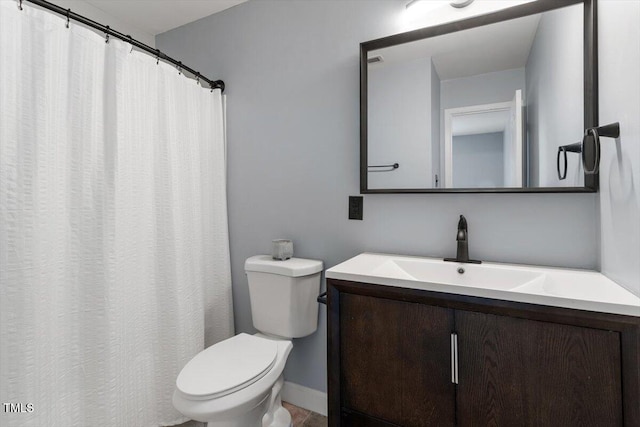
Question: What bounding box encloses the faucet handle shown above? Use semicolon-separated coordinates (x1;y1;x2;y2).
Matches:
458;215;467;231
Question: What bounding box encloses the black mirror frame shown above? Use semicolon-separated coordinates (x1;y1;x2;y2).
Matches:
360;0;598;194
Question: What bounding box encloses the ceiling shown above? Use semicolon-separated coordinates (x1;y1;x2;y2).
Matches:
84;0;248;35
370;13;542;81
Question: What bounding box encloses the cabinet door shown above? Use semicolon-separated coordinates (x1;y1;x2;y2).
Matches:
456;310;623;426
340;293;455;426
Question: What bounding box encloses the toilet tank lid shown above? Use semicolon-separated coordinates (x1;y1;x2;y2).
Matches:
245;255;323;277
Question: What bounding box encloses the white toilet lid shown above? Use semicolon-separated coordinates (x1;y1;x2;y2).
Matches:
176;333;278;400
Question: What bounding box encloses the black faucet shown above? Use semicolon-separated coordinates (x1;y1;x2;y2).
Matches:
444;215;482;264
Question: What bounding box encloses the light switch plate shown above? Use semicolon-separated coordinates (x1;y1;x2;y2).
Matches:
349;196;363;220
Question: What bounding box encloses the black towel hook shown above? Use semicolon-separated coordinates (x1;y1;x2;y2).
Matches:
317;292;327;305
557;142;582;180
583;122;620;175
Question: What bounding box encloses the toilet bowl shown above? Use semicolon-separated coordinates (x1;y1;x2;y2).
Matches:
173;333;293;427
173;256;323;427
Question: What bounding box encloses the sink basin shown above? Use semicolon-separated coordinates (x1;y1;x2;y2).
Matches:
512;271;637;304
375;258;545;291
325;253;640;317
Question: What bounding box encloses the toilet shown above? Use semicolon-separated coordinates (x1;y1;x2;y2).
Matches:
173;255;323;427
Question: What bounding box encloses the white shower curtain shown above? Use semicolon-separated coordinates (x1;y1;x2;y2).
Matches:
0;2;233;426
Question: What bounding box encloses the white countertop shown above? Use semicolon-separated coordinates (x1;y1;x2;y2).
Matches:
325;253;640;317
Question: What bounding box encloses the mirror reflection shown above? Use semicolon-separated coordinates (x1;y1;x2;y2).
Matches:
366;3;584;190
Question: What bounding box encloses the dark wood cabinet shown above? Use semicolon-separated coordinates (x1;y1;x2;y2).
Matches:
340;293;455;426
327;279;640;427
456;310;623;426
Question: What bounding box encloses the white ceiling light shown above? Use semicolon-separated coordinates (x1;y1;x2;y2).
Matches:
406;0;475;10
450;0;475;8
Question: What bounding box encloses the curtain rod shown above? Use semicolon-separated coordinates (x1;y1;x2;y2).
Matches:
19;0;225;92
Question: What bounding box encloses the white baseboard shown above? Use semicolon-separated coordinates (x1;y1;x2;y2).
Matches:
281;381;327;416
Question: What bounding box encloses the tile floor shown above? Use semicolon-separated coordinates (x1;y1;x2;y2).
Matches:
175;401;327;427
282;401;327;426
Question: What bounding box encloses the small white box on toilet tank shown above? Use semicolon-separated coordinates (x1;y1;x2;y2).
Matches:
245;255;323;338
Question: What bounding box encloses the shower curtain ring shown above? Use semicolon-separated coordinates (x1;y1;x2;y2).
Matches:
196;72;200;85
156;50;160;65
105;26;110;44
177;62;182;75
66;9;71;28
128;35;134;53
18;0;22;10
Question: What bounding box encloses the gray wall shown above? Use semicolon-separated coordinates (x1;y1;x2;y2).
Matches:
525;4;584;187
431;60;441;186
157;0;598;393
368;57;433;189
453;132;504;188
598;1;640;297
440;67;525;111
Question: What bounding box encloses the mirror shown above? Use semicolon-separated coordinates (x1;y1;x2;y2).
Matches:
361;0;597;193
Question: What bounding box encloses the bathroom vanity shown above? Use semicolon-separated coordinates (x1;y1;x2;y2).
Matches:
325;254;640;427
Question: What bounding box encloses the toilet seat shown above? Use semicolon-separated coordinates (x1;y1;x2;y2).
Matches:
176;333;278;401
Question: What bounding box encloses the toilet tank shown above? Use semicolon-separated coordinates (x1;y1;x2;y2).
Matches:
245;255;323;338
